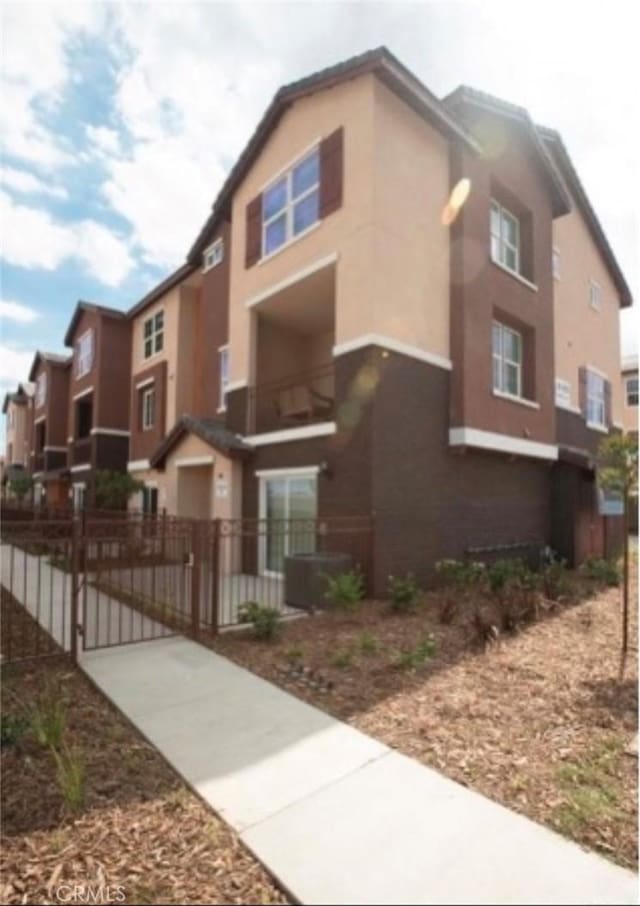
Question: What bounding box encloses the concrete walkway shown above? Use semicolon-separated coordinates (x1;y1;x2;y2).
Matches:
81;636;637;906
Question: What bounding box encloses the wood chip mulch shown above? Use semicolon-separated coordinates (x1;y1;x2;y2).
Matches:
1;598;288;905
209;569;638;870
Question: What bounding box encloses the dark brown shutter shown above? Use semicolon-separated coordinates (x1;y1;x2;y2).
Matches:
578;366;588;418
245;194;262;268
319;127;344;219
604;379;612;427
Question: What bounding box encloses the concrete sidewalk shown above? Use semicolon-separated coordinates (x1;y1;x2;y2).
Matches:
81;637;637;906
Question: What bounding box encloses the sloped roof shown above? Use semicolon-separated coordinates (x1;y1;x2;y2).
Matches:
150;415;253;469
28;351;71;381
2;382;33;414
187;46;481;263
537;126;633;308
64;300;127;347
127;263;195;321
442;85;571;218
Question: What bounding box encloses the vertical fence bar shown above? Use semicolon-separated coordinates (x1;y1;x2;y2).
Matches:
211;519;220;634
70;516;80;661
191;521;201;640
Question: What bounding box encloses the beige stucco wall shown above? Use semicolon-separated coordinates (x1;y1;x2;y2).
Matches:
553;205;624;424
371;79;450;358
228;74;378;383
5;402;30;466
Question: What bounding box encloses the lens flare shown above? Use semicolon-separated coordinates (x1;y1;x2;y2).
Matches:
442;177;471;226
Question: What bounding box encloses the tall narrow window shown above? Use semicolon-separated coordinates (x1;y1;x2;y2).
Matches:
586;370;606;428
262;147;320;257
143;311;164;359
492;321;523;397
75;329;94;378
589;279;602;311
626;376;638;407
141;386;155;430
490;200;520;274
219;346;229;410
35;372;47;408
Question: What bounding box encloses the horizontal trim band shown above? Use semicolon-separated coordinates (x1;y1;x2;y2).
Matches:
332;334;452;371
449;427;558;461
226;379;248;394
244;421;337;447
72;386;93;401
255;466;320;478
493;390;540;410
43;445;67;453
127;459;150;472
135;377;155;391
246;252;338;308
70;464;91;473
175;455;214;467
90;427;130;437
555;401;582;415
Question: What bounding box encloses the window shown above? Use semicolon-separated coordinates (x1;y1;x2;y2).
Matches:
75;397;93;439
143;311;164;359
75;329;94;378
72;483;86;512
626;376;638;407
259;471;318;575
490;200;520;274
35;373;47;408
203;238;224;272
586;370;606;428
142;485;158;515
555;378;572;408
589;280;602;311
141;387;155;430
492;322;523;397
262;148;320;257
552;248;561;280
219;346;229;410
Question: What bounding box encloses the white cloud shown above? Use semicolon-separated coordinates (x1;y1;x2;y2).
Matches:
0;165;68;199
85;124;121;157
0;299;39;324
0;345;33;388
0;191;134;286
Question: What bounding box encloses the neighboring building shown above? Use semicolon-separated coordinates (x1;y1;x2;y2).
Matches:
621;355;638;436
28;352;72;506
2;382;34;495
63;302;132;508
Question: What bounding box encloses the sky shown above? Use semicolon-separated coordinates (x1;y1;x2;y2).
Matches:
1;0;638;430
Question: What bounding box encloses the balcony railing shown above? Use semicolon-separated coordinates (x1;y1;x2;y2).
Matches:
247;362;335;435
72;436;92;465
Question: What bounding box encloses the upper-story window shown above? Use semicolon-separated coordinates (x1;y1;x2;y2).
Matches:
492;321;523;398
143;310;164;359
219;346;229;411
75;329;94;379
203;238;224;272
586;370;606;428
35;372;47;408
490;200;520;274
141;386;155;430
263;148;320;257
589;279;602;311
626;376;638;407
552;248;561;280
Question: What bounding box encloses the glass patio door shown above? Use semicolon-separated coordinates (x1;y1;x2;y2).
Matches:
261;472;317;575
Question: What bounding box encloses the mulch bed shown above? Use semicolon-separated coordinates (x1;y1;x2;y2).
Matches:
209;569;638;869
1;585;63;664
1;603;288;905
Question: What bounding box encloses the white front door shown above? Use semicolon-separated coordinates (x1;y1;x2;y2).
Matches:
259;470;318;575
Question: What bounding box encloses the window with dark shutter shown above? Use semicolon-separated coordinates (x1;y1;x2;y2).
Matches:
319;127;344;219
245;195;262;268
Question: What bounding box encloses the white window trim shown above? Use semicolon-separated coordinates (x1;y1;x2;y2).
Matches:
261;145;320;260
219;345;229;412
492;321;523;399
175;455;214;467
75;328;94;379
490;199;521;276
492;389;540;410
492;260;538;292
143;309;165;361
141;386;155;431
203;237;224;272
589;279;602;311
128;459;150;472
449;427;558;461
258;468;319;577
72;385;94;401
586;368;607;430
244;422;337;447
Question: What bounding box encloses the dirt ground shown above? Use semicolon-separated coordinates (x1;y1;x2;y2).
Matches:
0;589;287;906
210;568;638;869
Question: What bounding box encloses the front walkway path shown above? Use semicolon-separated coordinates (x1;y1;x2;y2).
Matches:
81;636;637;906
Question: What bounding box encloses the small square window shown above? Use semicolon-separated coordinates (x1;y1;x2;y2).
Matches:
203;238;224;272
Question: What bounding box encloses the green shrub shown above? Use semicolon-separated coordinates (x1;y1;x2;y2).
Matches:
488;558;540;632
387;573;421;612
52;745;85;812
541;558;570;601
330;649;354;669
357;631;380;655
238;601;282;640
0;714;28;748
582;557;620;587
394;634;436;670
324;569;365;612
30;679;67;749
435;559;485;623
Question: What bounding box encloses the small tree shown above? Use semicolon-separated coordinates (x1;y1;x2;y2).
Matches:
94;470;143;511
597;432;638;677
8;473;33;501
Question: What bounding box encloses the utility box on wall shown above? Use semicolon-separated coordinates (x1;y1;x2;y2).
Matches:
284;551;353;611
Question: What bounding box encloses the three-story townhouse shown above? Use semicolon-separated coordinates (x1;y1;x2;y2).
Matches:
2;382;34;494
63;302;132;508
